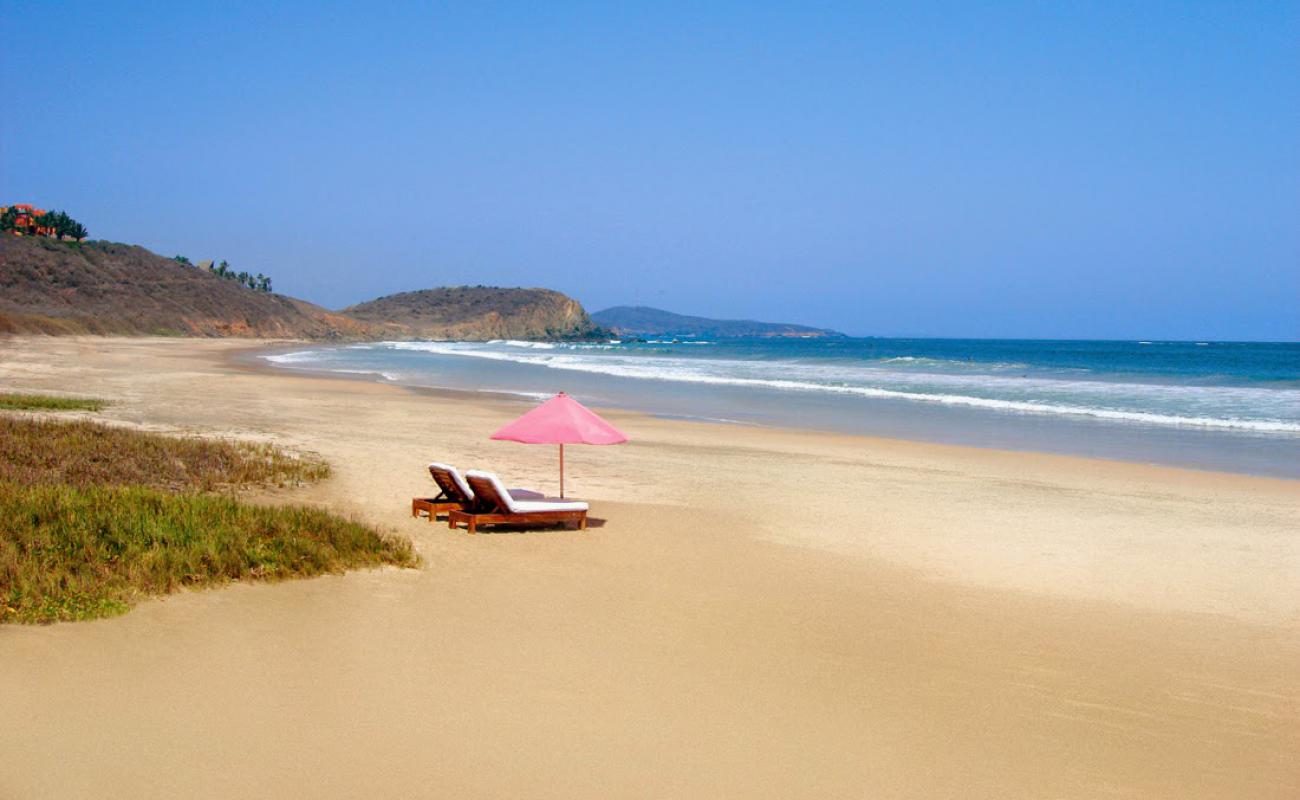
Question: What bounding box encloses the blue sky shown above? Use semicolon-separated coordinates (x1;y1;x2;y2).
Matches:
3;1;1296;339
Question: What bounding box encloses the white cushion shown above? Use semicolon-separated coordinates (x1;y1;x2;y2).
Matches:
465;470;588;514
432;463;542;504
428;461;473;500
464;470;519;512
511;500;589;513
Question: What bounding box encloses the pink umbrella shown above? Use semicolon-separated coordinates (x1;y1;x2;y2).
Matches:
490;392;628;498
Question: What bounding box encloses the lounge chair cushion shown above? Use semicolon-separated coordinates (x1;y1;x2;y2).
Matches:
511;499;590;513
428;461;472;500
430;461;541;502
507;488;546;500
465;470;588;514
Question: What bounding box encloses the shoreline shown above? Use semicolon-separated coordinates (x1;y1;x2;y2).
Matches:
1;336;1297;798
241;338;1300;487
246;338;1300;480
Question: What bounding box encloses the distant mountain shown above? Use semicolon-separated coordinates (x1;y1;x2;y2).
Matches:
0;236;378;338
343;286;605;341
592;305;843;339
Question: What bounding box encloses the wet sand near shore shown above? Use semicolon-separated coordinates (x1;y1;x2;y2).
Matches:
1;337;1297;799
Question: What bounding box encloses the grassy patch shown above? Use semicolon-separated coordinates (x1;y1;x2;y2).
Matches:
0;392;107;412
0;417;416;624
0;483;415;623
0;417;329;491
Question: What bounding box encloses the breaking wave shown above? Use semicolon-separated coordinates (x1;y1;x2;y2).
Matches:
379;341;1300;434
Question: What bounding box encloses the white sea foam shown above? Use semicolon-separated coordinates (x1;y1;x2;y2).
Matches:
643;339;714;345
262;350;395;381
378;341;1300;434
262;351;320;364
872;355;1027;371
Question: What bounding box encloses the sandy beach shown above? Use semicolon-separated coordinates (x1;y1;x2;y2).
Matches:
1;336;1297;799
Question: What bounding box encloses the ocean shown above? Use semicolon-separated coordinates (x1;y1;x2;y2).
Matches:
262;337;1300;479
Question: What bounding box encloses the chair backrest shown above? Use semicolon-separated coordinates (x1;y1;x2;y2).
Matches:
428;462;473;504
464;470;518;514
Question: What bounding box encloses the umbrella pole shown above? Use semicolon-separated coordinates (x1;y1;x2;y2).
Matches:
559;443;565;498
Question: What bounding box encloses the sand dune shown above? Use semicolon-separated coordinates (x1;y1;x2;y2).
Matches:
1;337;1297;798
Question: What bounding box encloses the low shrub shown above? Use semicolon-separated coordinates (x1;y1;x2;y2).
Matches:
0;417;329;491
0;483;415;623
0;417;416;624
0;393;107;412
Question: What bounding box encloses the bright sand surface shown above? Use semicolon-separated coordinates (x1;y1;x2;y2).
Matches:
1;337;1297;799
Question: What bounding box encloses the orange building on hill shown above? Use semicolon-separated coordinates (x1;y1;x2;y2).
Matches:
1;204;58;237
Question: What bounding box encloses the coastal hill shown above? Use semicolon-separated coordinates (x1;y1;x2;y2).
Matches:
0;236;378;338
343;287;604;340
0;236;601;341
592;305;843;339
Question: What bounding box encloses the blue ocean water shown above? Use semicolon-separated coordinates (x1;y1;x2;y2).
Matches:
262;338;1300;478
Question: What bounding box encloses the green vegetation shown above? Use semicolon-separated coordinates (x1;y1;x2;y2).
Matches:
0;484;412;623
40;210;89;240
169;255;272;291
0;417;330;490
0;417;416;623
211;259;273;292
0;393;108;412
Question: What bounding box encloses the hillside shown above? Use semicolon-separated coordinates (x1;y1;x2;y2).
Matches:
592;305;843;339
344;286;604;340
0;237;605;342
0;237;378;339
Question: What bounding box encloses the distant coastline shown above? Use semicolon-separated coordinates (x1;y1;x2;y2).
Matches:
592;305;843;339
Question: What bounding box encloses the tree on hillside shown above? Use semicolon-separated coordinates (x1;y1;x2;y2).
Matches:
173;255;192;265
41;210;88;240
203;259;273;291
0;206;21;232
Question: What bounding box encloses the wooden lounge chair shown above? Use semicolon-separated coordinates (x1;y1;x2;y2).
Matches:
449;470;588;533
412;462;543;520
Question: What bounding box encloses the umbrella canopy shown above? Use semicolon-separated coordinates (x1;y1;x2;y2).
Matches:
490;392;627;497
490;392;628;445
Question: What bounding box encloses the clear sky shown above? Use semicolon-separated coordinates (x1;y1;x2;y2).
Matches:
3;1;1296;340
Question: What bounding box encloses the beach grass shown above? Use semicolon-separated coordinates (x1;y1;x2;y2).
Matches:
0;417;416;624
0;392;108;412
0;483;416;623
0;417;330;491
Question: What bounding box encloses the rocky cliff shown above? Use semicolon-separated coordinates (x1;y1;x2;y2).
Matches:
343;286;604;341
